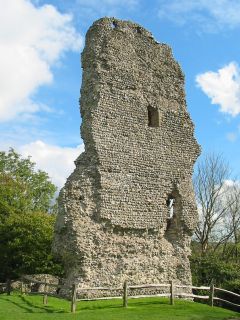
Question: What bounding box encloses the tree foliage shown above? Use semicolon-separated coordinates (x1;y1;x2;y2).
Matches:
0;149;62;281
0;148;57;217
191;240;240;279
191;153;240;293
193;153;240;255
0;211;63;281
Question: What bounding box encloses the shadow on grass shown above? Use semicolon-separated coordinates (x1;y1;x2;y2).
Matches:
79;303;122;311
20;296;66;314
129;300;170;307
1;294;171;314
1;295;66;314
2;297;35;313
79;298;169;311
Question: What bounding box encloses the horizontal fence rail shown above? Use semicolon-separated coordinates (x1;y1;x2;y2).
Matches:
19;275;64;304
22;276;63;288
215;287;240;299
77;286;122;291
214;297;240;308
128;283;170;289
175;293;210;299
78;296;123;301
2;277;239;313
129;294;171;299
176;285;210;290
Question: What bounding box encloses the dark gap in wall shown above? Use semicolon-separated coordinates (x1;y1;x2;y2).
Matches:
165;188;183;242
110;21;117;29
136;26;142;34
148;106;159;127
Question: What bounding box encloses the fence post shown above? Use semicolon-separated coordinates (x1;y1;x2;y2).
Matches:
123;280;128;308
20;281;25;295
43;277;48;305
71;283;77;313
209;281;215;307
6;279;11;296
170;280;174;305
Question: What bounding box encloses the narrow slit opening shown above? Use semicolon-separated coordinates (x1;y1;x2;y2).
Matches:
148;106;159;127
166;196;175;220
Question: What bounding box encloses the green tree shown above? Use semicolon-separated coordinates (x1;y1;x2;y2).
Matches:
191;153;240;294
0;148;57;216
0;149;63;281
0;211;63;281
193;153;240;255
190;246;240;294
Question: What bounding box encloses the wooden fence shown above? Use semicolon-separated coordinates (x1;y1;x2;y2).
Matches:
19;276;65;305
71;281;240;312
2;277;240;313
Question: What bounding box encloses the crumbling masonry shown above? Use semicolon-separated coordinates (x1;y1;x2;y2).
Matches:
53;18;201;292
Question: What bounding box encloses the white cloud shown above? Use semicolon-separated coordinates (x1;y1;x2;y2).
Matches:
19;140;84;189
196;62;240;117
0;0;83;121
158;0;240;32
224;179;238;187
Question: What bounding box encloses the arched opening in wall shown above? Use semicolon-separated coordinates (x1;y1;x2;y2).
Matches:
166;195;175;219
148;106;159;127
166;194;175;231
165;188;183;241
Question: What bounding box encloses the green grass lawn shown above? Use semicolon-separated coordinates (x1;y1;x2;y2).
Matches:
0;293;239;320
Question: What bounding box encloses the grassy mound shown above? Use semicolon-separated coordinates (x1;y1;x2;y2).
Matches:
0;293;239;320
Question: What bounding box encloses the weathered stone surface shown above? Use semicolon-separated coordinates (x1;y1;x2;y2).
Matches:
53;17;200;293
24;274;60;293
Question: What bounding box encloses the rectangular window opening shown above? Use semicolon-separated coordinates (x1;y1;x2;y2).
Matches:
148;106;159;127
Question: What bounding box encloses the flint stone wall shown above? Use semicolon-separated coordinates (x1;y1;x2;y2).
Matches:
53;17;200;294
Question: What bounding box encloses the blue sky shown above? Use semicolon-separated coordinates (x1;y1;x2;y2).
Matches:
1;0;240;188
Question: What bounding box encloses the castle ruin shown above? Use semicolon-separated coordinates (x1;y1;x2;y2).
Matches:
53;18;200;292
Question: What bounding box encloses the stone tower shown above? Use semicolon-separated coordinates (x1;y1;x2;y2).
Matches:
53;18;200;291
